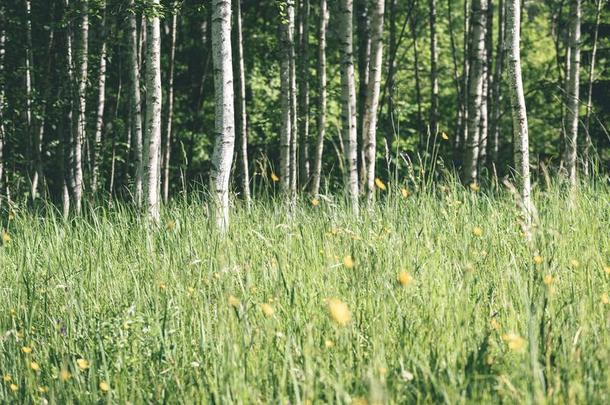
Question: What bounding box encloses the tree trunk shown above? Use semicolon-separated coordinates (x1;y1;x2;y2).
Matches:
163;3;178;203
62;0;75;216
234;0;250;204
363;0;384;203
583;0;602;176
339;0;360;214
506;0;532;231
279;1;295;193
128;0;144;206
356;0;370;188
309;0;328;196
211;0;236;231
91;0;107;194
144;0;162;222
298;0;311;187
428;0;439;137
410;4;424;145
488;0;504;168
0;6;5;205
73;0;89;214
563;0;580;186
462;0;487;185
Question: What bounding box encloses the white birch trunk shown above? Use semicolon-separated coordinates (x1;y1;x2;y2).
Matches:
363;0;384;203
298;0;311;186
128;0;144;206
429;0;439;136
0;9;5;204
73;0;89;214
564;0;580;186
163;5;178;203
339;0;360;214
506;0;532;231
92;1;107;194
583;0;602;176
279;1;295;192
144;0;162;222
211;0;236;232
310;0;328;196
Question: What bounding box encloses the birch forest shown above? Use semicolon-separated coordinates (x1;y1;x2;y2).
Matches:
1;0;609;403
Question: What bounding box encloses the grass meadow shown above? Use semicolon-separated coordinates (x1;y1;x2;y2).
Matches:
0;179;609;403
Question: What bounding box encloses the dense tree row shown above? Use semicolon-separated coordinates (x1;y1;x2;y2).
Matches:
0;0;608;228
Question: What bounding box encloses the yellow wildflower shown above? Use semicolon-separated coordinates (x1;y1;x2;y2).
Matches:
99;381;110;392
21;346;32;354
1;231;10;243
3;374;11;382
187;287;196;295
311;198;320;207
261;303;275;317
228;295;241;308
490;318;501;330
30;362;40;372
374;178;386;191
343;255;355;269
397;271;413;287
601;293;609;305
327;298;352;326
502;333;526;352
401;188;409;198
570;259;580;269
469;182;480;192
10;384;18;392
441;132;449;140
604;265;610;275
271;172;279;182
76;358;89;370
324;339;334;348
533;255;543;265
543;275;553;286
379;367;388;375
59;369;71;381
159;283;167;290
472;227;484;237
38;386;48;394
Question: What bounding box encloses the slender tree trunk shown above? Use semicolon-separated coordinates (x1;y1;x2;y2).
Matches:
506;0;532;231
63;0;75;216
72;0;89;214
233;0;250;204
385;0;396;155
462;0;487;185
339;0;360;214
488;0;504;168
459;0;471;164
279;1;295;193
563;0;580;186
478;2;492;170
289;7;298;196
163;4;178;203
310;0;328;196
583;0;602;176
363;0;384;203
0;6;5;204
298;0;311;186
410;5;424;144
128;0;144;206
211;0;236;232
356;0;370;187
92;1;107;194
144;0;162;222
429;0;439;136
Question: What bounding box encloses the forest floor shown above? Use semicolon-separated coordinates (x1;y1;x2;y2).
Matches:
0;179;609;403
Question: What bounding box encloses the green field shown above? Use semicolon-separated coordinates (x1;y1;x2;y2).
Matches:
1;181;609;403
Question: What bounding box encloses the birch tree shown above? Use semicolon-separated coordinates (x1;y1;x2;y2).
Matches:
0;5;5;203
362;0;384;203
563;0;581;186
211;0;236;231
462;0;487;185
144;0;162;222
163;2;178;203
429;0;439;136
279;1;295;192
128;0;143;206
91;0;107;194
310;0;328;196
506;0;532;230
298;0;311;186
234;0;251;204
73;0;89;214
339;0;360;214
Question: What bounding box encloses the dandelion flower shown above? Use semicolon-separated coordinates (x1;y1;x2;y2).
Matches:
10;383;18;392
502;333;526;352
159;283;167;290
21;346;32;354
59;369;72;381
324;339;334;348
469;183;480;192
1;231;11;243
311;198;320;207
472;227;484;237
271;173;280;182
38;386;48;394
374;178;386;191
602;293;609;305
187;287;196;295
490;318;501;330
570;259;580;269
401;188;410;198
3;374;12;382
228;295;241;308
378;367;388;375
99;381;110;392
543;275;553;286
76;358;89;370
327;298;352;326
604;265;610;275
30;362;41;372
261;303;275;317
397;271;413;287
342;255;355;269
533;255;543;265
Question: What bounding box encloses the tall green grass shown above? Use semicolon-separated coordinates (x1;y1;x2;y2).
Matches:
0;179;609;403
